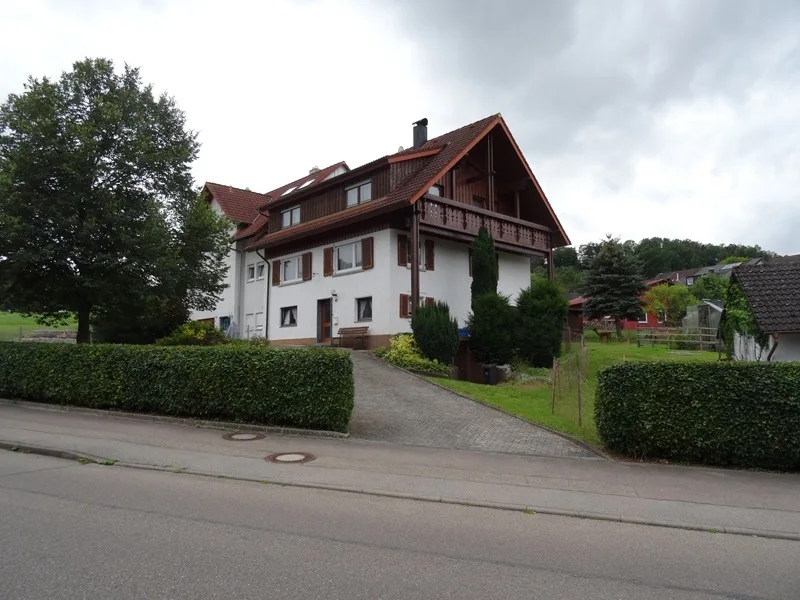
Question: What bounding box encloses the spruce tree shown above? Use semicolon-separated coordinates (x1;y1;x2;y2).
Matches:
470;227;497;305
582;235;645;339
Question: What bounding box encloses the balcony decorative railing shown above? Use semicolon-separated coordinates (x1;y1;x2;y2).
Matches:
419;194;551;252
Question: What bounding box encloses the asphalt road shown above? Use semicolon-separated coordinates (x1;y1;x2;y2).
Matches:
1;452;798;600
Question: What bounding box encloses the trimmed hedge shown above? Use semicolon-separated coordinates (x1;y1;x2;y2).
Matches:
596;362;800;469
0;342;354;432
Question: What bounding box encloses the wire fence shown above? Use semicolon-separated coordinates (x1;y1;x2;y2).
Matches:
551;336;590;428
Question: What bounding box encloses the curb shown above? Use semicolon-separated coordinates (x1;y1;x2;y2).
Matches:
364;353;608;460
0;399;350;439
7;440;799;542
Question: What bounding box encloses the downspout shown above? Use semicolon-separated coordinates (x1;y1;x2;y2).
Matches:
766;333;780;362
410;203;420;312
257;249;270;341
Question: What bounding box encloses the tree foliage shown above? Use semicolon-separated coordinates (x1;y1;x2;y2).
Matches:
411;301;459;365
690;273;727;301
553;246;580;268
470;227;497;304
582;236;645;338
467;292;515;365
641;283;696;327
0;58;228;343
718;255;751;265
515;278;568;367
720;282;769;360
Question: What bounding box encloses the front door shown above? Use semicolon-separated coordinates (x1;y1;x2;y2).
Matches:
318;299;332;343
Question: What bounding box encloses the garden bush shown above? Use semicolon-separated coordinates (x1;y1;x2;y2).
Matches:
0;342;354;432
467;292;515;365
515;279;568;367
595;362;800;469
410;301;459;365
155;320;229;346
374;334;449;376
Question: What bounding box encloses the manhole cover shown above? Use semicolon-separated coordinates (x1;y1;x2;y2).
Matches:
265;452;315;464
222;432;265;442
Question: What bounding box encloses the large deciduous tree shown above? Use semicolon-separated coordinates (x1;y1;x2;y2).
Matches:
582;235;645;339
0;58;227;343
642;283;696;327
690;273;728;302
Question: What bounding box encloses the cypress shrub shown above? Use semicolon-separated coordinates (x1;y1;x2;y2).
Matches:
411;301;459;365
515;279;568;367
467;292;515;365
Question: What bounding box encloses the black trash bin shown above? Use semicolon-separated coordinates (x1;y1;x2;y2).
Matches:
482;363;499;385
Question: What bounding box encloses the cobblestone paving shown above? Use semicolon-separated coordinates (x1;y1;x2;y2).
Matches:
348;352;597;459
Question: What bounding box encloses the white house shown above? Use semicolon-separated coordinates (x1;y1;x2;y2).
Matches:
194;114;570;348
727;263;800;362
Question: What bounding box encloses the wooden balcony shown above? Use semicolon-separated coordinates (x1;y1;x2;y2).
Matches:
419;194;551;253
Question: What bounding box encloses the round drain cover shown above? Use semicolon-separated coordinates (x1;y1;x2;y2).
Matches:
223;432;265;442
266;452;315;464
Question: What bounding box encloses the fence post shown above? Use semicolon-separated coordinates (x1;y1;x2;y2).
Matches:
551;357;558;415
576;351;583;428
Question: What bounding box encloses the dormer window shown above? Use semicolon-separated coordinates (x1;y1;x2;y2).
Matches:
281;206;300;228
346;181;372;207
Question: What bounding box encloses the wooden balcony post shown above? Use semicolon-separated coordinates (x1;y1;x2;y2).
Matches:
514;190;520;219
548;247;555;280
411;203;420;312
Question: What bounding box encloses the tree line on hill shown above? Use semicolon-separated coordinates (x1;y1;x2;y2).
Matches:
536;238;773;296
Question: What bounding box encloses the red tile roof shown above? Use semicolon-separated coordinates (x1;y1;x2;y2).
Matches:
204;162;348;240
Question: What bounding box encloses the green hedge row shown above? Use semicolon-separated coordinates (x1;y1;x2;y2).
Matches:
0;343;354;432
595;362;800;469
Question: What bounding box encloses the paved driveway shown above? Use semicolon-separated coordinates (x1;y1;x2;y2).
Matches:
348;352;596;459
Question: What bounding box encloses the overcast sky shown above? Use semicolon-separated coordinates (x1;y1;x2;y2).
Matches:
2;0;798;253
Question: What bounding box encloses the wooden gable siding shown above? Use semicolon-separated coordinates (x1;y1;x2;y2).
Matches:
389;157;428;190
436;164;489;206
268;167;390;233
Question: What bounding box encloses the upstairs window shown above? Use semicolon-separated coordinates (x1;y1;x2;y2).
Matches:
281;206;300;228
256;262;265;280
406;239;426;269
428;184;443;196
282;256;303;284
346;181;372;207
247;264;255;282
473;195;486;209
336;242;363;273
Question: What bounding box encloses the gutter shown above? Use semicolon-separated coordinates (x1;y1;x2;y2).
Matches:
257;249;270;341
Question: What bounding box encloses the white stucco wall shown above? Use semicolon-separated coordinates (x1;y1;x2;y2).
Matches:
733;332;800;362
241;249;268;338
266;229;393;342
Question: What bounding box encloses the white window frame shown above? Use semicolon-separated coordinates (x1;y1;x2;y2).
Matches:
246;264;255;282
281;205;300;228
638;312;649;324
334;241;363;274
280;306;298;327
406;239;426;270
281;255;303;284
256;262;265;280
428;184;443;196
686;277;694;286
346;180;372;208
406;295;427;318
356;297;372;322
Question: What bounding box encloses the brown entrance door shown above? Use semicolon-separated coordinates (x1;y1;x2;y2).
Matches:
318;299;332;343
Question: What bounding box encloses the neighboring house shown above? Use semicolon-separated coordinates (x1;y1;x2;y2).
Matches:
196;114;570;348
652;268;701;286
567;278;671;333
191;162;349;337
726;263;800;362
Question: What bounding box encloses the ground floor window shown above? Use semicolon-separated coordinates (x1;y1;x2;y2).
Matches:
356;297;372;322
281;306;297;327
219;316;231;331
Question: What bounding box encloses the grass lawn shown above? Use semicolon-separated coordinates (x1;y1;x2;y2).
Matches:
431;340;720;447
0;312;76;340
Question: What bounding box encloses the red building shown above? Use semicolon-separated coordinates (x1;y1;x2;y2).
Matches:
567;278;671;334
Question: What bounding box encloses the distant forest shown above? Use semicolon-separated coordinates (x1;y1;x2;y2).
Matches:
536;237;775;295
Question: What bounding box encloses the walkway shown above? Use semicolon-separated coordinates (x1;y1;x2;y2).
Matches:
348;352;594;459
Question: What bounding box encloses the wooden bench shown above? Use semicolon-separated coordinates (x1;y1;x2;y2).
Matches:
332;326;369;349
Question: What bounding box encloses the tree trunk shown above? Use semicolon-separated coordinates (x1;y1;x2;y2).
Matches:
77;304;91;344
614;317;623;341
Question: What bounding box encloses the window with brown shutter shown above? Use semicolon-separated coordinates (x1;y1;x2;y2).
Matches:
323;247;333;277
425;239;435;271
425;297;435;306
302;252;312;281
361;237;374;270
399;294;410;318
397;234;408;266
271;260;280;286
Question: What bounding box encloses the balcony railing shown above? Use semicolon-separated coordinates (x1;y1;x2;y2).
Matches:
419;194;551;252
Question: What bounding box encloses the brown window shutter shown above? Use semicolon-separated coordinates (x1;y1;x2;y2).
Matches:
425;239;435;271
397;234;408;266
271;260;281;286
302;252;312;281
495;252;500;277
468;248;473;277
399;294;409;318
362;237;374;270
323;247;333;277
425;297;435;306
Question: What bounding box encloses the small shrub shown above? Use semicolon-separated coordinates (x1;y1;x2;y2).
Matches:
375;334;449;376
0;342;354;432
515;279;568;367
156;321;229;346
595;361;800;469
411;301;459;365
467;292;515;365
